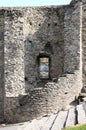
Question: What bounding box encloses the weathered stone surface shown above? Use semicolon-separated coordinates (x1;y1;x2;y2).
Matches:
64;2;81;73
0;0;84;123
82;1;86;89
23;7;65;92
77;104;86;124
4;9;25;97
0;104;86;130
65;108;76;127
0;10;4;122
51;111;68;130
41;114;57;130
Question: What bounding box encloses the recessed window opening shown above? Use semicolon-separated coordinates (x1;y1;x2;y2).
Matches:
39;57;50;79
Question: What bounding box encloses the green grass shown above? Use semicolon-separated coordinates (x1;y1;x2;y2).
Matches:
62;124;86;130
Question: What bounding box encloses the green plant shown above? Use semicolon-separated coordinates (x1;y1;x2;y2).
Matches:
62;124;86;130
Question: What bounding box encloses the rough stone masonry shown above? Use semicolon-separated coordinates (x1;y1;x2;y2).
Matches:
0;0;85;123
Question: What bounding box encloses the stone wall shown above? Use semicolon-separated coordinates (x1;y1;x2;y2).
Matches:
23;7;66;92
63;1;82;103
0;10;4;122
82;0;86;88
4;9;25;97
64;2;81;73
4;71;82;123
3;6;67;123
0;0;83;123
4;9;26;123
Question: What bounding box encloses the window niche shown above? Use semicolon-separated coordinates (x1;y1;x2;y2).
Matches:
37;54;50;79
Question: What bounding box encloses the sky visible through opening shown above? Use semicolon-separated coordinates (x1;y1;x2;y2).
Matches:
0;0;72;7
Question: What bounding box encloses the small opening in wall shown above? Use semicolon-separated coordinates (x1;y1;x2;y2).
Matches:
29;40;32;43
37;54;51;79
20;103;23;106
20;27;22;30
39;57;49;78
48;23;50;27
65;92;68;94
54;22;57;26
29;21;32;25
39;23;41;26
25;77;28;81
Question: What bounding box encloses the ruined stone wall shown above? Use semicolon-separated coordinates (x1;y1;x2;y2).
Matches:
82;0;86;88
23;7;65;91
4;9;26;123
0;10;4;122
4;9;25;97
63;1;82;101
68;0;86;91
3;6;67;123
64;2;81;73
0;1;83;123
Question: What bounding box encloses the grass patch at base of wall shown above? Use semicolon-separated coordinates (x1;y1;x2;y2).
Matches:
62;124;86;130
